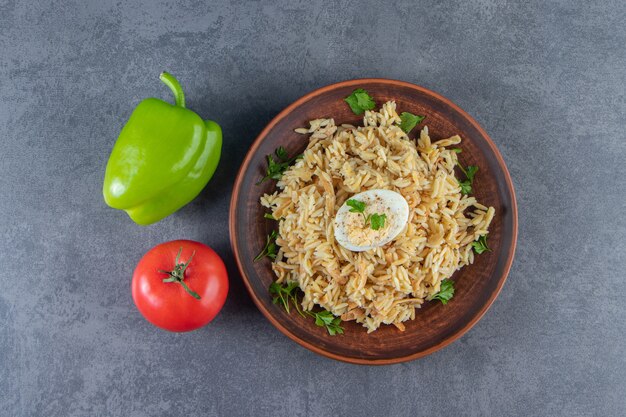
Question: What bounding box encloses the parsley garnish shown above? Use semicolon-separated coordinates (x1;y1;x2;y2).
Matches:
269;281;344;335
344;89;376;115
269;281;299;312
275;146;289;160
457;160;479;195
427;278;455;305
263;213;276;220
399;112;425;133
459;164;478;182
346;199;387;231
257;147;302;185
459;180;472;195
451;147;462;153
370;213;387;231
254;230;278;261
346;199;366;213
472;235;491;254
312;310;344;336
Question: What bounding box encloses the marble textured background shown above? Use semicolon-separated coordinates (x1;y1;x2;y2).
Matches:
0;0;624;416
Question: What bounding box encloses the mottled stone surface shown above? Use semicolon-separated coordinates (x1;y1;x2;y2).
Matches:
0;0;624;416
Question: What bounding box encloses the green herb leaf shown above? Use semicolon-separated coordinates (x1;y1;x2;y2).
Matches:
275;146;288;161
346;199;366;214
269;282;343;335
346;199;387;231
458;163;478;182
451;148;462;153
399;112;425;133
472;235;491;254
329;317;344;335
427;278;455;305
269;281;299;313
311;310;344;335
370;213;387;230
344;88;376;115
465;165;478;182
256;148;303;185
457;160;478;195
458;180;472;195
263;213;276;220
254;230;278;261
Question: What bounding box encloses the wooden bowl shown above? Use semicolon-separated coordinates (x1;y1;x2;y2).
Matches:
229;79;517;364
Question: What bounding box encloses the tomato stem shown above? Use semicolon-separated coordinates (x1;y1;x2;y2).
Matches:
178;280;201;300
159;248;201;300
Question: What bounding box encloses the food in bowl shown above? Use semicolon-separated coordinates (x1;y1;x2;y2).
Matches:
257;91;494;333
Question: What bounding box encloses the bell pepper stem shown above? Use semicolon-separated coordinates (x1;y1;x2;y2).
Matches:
159;72;186;108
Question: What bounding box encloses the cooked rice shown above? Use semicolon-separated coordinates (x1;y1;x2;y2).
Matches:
261;101;494;332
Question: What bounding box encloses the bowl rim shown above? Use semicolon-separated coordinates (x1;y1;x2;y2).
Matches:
229;78;518;365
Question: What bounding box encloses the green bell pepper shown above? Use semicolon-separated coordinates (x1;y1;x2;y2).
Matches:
103;72;222;225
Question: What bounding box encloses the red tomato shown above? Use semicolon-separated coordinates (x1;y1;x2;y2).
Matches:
132;240;228;332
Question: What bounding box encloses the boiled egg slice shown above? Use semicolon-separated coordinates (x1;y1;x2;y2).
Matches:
334;189;409;252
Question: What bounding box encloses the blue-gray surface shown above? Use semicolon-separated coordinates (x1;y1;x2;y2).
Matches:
1;0;625;416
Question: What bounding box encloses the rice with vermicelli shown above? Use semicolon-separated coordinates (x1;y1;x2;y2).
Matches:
260;101;494;332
